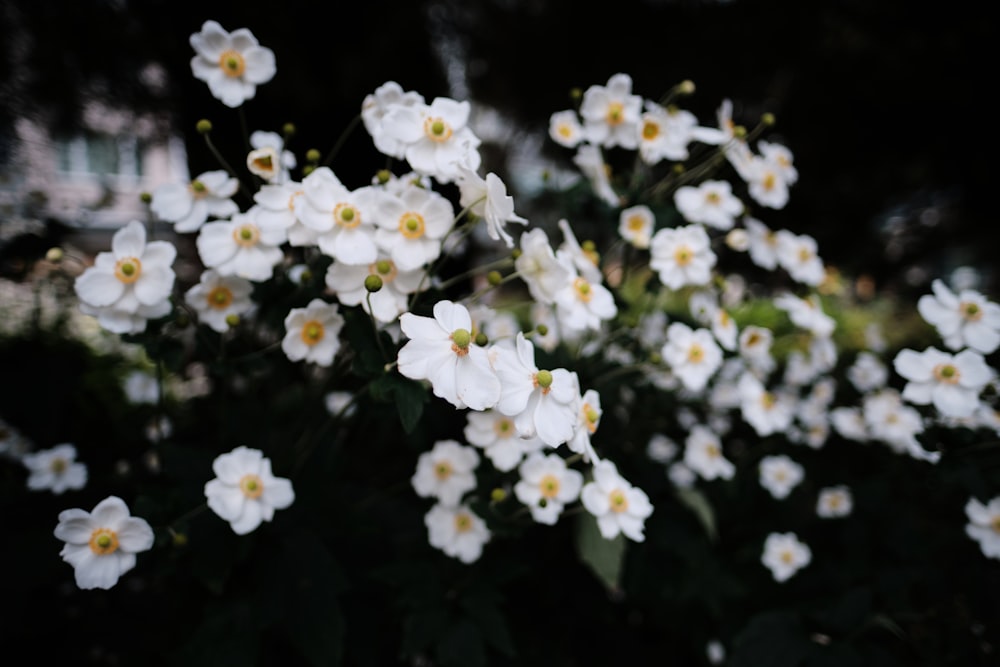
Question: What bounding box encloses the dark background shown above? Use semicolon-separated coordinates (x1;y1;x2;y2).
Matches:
2;0;997;295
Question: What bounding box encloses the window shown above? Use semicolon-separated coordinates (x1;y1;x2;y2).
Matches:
55;132;143;183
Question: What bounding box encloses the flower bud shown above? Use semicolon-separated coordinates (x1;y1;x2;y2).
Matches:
375;169;392;185
487;270;502;286
761;112;776;127
490;487;507;503
224;314;240;327
305;148;321;163
474;332;488;347
282;122;296;137
364;274;383;293
139;191;153;204
45;247;63;263
196;119;213;134
536;324;548;336
678;79;696;95
725;228;749;251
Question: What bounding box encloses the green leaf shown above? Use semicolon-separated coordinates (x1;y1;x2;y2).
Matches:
674;487;718;542
575;512;626;592
370;372;429;433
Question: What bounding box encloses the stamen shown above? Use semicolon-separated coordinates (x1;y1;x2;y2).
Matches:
218;49;246;78
114;257;143;284
398;212;426;240
239;474;264;499
423;117;454;143
207;286;233;309
539;474;561;499
334;203;361;229
232;224;260;247
300;320;325;346
609;489;629;513
88;527;120;555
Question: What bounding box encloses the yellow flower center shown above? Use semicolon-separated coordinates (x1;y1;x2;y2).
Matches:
233;224;260;247
49;457;68;474
674;244;693;266
687;343;705;364
961;301;983;322
114;257;142;284
300;320;325;346
423;117;454;142
190;179;208;199
398;212;426;240
434;461;453;481
705;192;721;205
705;444;720;459
240;473;264;499
493;417;515;438
573;277;592;303
606;102;625;126
450;328;471;356
991;516;1000;534
583;404;600;433
334;203;361;229
207;286;234;310
454;511;473;533
218;49;246;78
534;370;553;395
798;246;813;263
369;259;397;284
641;120;660;140
88;527;120;555
827;494;843;509
539;474;561;499
780;550;794;564
627;215;646;231
933;363;960;384
557;123;574;139
762;172;776;191
609;489;629;513
761;392;777;410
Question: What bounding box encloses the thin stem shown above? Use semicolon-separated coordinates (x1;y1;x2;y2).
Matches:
202;132;254;202
323;113;363;167
365;292;389;361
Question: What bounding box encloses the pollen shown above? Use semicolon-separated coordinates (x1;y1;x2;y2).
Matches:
991;516;1000;534
88;527;120;555
218;49;246;78
434;461;454;481
780;550;794;564
114;256;143;284
705;191;721;205
454;511;473;533
557;124;574;139
609;489;629;513
493;417;515;438
573;277;593;303
287;190;303;212
207;286;234;309
398;212;426;239
606;102;625;126
239;473;264;499
49;457;68;474
233;224;260;247
674;244;694;267
798;246;813;263
933;363;961;384
334;203;362;229
641;120;660;140
539;474;561;499
301;320;325;346
762;172;777;191
424;117;454;143
961;301;983;321
627;215;646;231
761;392;777;410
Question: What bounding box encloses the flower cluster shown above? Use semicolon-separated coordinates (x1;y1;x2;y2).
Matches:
31;18;997;600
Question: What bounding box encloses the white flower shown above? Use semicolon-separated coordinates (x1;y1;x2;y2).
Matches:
464;409;544;472
581;459;653;542
514;452;584;525
761;532;811;582
412;439;479;506
150;170;239;233
862;388;938;462
965;496;1000;560
744;153;791;210
324;391;357;418
673;180;743;230
572;144;621;207
189;20;275;108
618;205;654;249
295;167;380;265
325;256;423;324
196;208;286;281
847;351;888;392
579;73;643;150
661;322;723;393
830;406;869;441
362;81;426;160
425;502;491;564
381;96;482;183
668;462;697;489
397;300;502;411
893;347;993;418
493;332;580;447
373;182;455;271
649;224;716;290
917;279;1000;354
817;486;853;518
744;217;781;270
204;446;295;535
54;496;155;590
184;269;255;332
637;102;708;164
774;292;835;337
567;389;602;463
253;180;309;244
646;433;678;464
775;231;825;286
247;130;295;183
556;218;603;286
738;373;795;437
74;220;177;334
553;273;617;335
758;454;804;500
683;424;734;481
23;444;87;494
549;109;585;148
282;298;345;367
514;228;573;306
123;369;159;404
456;168;528;248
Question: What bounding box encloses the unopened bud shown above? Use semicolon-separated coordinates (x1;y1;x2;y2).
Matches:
678;80;696;95
171;531;188;547
376;169;392;185
474;332;488;347
761;112;776;127
139;191;153;204
45;247;63;263
305;148;321;163
536;324;548;336
490;488;507;503
364;275;383;292
725;228;749;252
302;165;315;177
196;119;212;134
487;270;502;286
733;125;748;140
224;314;240;327
282;122;296;137
511;248;522;260
570;87;583;102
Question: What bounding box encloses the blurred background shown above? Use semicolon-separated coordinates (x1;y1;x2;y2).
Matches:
1;0;997;295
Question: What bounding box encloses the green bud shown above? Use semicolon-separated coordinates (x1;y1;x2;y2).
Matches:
364;275;383;292
224;314;240;327
305;148;321;163
487;270;502;286
299;269;313;283
761;112;776;127
171;531;188;547
536;324;548;336
282;122;296;137
302;165;315;177
474;332;488;347
538;498;548;508
376;169;392;185
733;125;748;140
490;488;507;503
139;191;153;204
569;87;583;102
196;119;213;134
511;248;522;260
45;247;63;263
